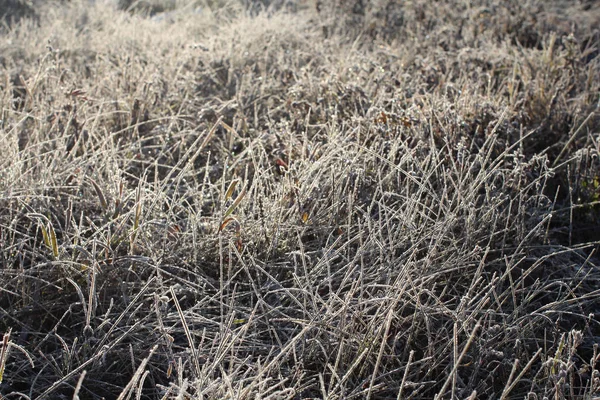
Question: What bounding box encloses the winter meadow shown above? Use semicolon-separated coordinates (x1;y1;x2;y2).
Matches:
0;0;599;398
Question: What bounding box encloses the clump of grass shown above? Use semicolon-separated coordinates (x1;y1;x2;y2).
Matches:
0;0;599;398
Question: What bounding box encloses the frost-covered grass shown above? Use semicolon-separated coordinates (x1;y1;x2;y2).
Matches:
1;0;599;398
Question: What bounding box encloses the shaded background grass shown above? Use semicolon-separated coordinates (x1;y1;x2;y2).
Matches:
1;0;599;398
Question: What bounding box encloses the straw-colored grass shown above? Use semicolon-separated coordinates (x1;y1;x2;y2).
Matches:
1;0;599;398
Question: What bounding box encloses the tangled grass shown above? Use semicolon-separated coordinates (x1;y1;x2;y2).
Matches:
0;0;599;398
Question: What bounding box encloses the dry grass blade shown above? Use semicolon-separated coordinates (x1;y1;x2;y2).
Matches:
134;185;142;232
39;220;59;258
500;349;543;399
48;221;59;259
224;179;239;202
218;216;238;233
367;288;407;400
88;177;108;210
333;343;371;393
40;223;51;249
0;329;11;385
222;186;246;221
434;322;481;400
130;184;143;252
199;116;222;150
116;344;159;400
72;370;86;400
397;350;414;400
169;287;201;378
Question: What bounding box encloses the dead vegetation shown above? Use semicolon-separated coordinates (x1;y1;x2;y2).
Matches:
1;0;599;398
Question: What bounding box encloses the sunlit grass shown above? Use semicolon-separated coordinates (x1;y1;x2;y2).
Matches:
1;0;599;398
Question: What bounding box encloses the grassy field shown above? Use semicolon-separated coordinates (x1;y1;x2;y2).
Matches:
1;0;599;398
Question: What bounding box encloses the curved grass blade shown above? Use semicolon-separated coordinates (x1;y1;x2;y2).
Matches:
218;217;237;233
48;222;59;259
223;186;246;220
224;179;239;202
88;177;107;210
